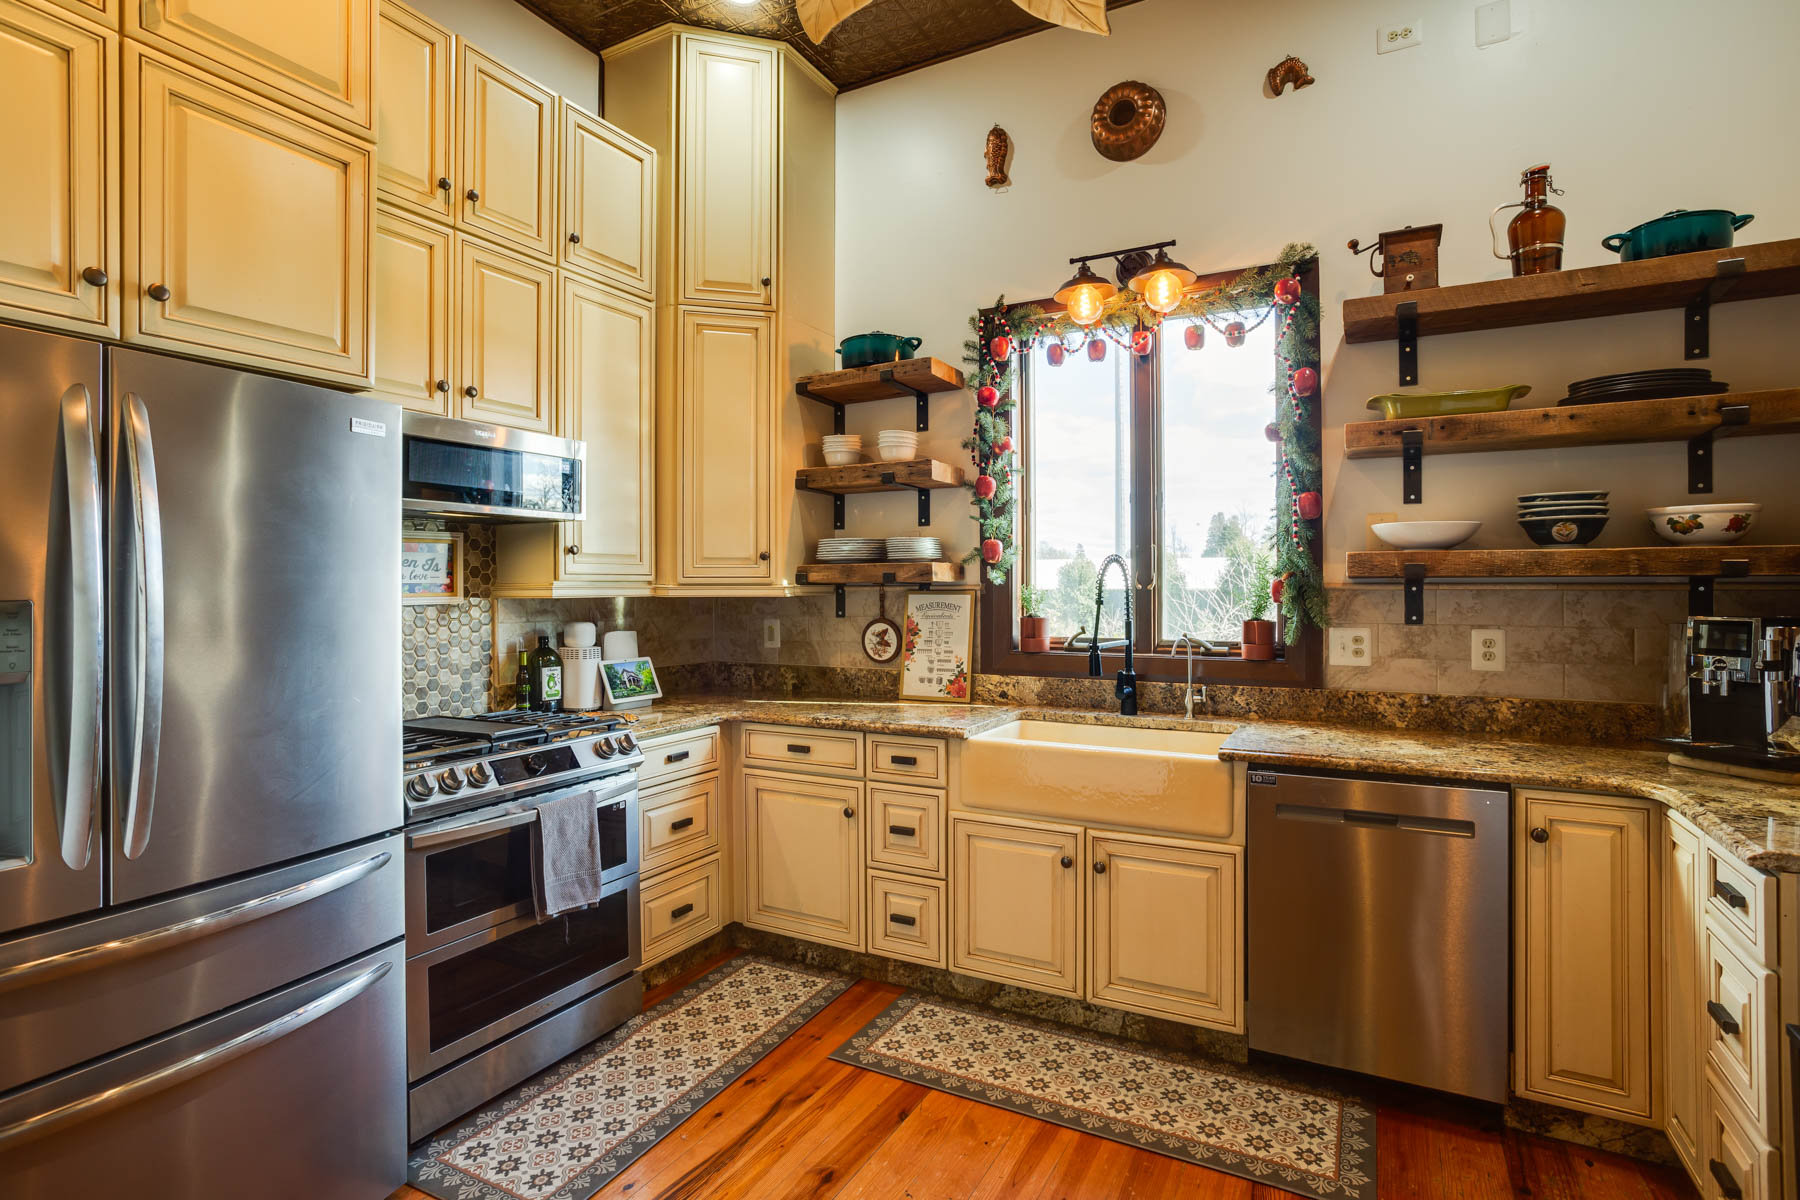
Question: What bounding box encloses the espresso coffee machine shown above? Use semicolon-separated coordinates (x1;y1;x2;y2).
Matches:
1666;616;1800;772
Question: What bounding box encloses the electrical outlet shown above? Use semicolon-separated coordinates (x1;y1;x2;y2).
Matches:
1330;627;1373;667
1474;0;1512;47
1472;628;1505;671
1377;20;1422;53
763;618;780;649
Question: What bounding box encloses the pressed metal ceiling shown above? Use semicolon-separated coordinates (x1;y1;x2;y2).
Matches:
517;0;1146;91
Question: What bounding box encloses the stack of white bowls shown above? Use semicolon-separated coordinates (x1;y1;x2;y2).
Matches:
875;429;919;462
885;536;943;562
816;537;886;562
821;434;862;466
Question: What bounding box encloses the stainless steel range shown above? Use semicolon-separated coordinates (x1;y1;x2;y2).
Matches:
401;710;645;1142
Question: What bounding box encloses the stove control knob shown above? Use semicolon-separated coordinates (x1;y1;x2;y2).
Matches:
522;752;550;777
465;762;491;787
616;732;637;753
592;737;617;759
436;767;465;792
405;775;436;801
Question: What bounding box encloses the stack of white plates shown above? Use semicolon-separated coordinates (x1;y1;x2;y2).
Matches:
885;536;943;562
815;537;886;562
821;434;863;467
875;429;919;462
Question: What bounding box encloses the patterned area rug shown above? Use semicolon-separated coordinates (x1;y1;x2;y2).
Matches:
408;957;850;1200
831;994;1376;1199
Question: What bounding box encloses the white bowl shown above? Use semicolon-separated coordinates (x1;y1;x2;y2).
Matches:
876;445;918;462
821;438;862;450
1371;520;1482;550
823;449;863;466
1647;503;1761;545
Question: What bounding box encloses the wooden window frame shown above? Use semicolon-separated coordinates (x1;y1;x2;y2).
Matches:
978;261;1323;689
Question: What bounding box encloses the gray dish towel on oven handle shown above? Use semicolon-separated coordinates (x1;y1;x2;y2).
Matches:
531;790;604;919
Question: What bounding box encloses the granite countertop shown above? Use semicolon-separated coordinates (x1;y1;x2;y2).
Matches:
612;694;1800;872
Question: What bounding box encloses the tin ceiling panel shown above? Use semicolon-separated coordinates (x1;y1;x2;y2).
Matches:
519;0;1145;91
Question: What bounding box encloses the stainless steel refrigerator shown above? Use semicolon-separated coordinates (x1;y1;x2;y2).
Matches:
0;325;407;1197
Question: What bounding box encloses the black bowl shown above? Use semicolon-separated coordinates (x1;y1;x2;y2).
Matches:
1519;515;1608;546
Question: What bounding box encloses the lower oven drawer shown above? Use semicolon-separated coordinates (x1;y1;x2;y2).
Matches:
0;941;406;1200
406;874;640;1080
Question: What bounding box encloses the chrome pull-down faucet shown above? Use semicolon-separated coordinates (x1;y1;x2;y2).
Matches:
1088;554;1137;715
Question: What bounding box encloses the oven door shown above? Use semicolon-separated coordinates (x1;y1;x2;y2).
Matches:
405;873;639;1081
405;773;638;955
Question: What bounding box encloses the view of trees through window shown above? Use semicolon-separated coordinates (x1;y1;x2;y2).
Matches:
1022;312;1279;646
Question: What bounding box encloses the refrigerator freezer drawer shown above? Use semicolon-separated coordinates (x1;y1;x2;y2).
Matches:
0;940;405;1199
0;834;403;1092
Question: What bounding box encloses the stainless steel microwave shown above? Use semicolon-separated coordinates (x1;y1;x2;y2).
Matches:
401;413;584;522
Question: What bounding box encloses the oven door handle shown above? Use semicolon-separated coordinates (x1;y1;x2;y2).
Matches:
407;774;638;851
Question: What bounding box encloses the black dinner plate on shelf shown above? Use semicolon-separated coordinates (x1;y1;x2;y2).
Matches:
1557;368;1727;406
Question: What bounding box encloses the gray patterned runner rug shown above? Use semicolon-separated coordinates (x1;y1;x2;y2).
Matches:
408;956;851;1200
830;993;1376;1199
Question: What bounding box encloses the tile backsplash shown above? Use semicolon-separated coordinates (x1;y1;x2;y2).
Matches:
401;520;495;718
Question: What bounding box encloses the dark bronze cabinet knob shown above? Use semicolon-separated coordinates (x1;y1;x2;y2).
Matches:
842;806;855;819
758;550;771;561
1093;861;1107;874
568;232;581;244
463;385;478;399
1060;856;1073;869
435;379;449;393
565;544;580;556
147;283;171;302
437;177;452;191
81;266;108;287
761;276;771;287
465;188;479;202
1529;827;1549;843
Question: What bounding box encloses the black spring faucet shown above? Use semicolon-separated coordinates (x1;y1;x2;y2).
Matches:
1088;554;1138;716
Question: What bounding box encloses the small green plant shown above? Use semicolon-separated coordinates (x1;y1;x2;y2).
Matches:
1245;552;1275;623
1019;584;1049;618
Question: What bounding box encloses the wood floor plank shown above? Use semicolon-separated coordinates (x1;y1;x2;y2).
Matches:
1376;1106;1515;1199
833;1088;1035;1199
722;1069;927;1200
964;1121;1084;1200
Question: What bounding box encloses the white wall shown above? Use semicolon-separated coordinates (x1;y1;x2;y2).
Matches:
410;0;598;111
835;0;1800;582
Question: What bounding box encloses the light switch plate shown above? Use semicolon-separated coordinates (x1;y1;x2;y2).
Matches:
1330;627;1373;667
763;618;780;649
1472;628;1505;671
1475;0;1512;47
1377;19;1422;53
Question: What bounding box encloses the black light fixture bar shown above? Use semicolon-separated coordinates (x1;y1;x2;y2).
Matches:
1066;239;1177;267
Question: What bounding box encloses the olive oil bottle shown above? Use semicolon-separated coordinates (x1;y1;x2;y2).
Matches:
514;650;531;710
528;635;563;713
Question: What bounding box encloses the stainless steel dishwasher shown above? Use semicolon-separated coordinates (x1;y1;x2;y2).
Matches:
1247;769;1510;1102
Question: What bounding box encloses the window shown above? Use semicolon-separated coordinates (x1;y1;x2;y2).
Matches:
982;263;1321;686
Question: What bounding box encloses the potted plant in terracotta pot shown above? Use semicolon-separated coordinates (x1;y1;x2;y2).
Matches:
1019;585;1050;653
1241;553;1277;661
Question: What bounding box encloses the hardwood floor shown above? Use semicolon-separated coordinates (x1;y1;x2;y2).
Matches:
393;951;1697;1200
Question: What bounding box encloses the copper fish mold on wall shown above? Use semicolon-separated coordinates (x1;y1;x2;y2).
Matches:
985;124;1012;189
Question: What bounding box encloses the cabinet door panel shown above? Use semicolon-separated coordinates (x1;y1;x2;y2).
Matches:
454;235;552;432
679;37;773;307
562;105;653;296
0;0;116;336
1665;815;1705;1180
127;47;370;384
743;771;863;949
1089;833;1240;1030
375;0;452;219
1517;791;1655;1121
677;310;772;581
43;0;118;29
458;45;554;257
372;205;450;412
131;0;373;133
559;276;652;580
951;816;1080;996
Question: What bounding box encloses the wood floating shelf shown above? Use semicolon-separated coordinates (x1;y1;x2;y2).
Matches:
795;458;966;530
1342;239;1800;344
794;357;966;434
795;561;965;585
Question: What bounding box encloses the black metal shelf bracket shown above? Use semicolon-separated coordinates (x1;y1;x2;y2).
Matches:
1403;562;1428;625
794;479;849;529
795;384;848;434
1688;558;1751;617
1685;257;1746;360
1395;300;1419;386
877;471;933;525
835;585;846;618
878;370;931;432
1687;402;1752;494
1401;429;1425;504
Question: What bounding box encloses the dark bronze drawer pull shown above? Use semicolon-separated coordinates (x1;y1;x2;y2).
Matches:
1713;878;1749;910
1709;1159;1743;1199
665;750;691;764
670;903;694;920
670;816;695;831
888;913;917;927
888;824;916;837
891;755;918;766
786;743;811;754
1707;1000;1741;1037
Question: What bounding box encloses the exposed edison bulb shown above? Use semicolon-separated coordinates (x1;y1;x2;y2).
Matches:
1139;269;1186;315
1066;284;1107;327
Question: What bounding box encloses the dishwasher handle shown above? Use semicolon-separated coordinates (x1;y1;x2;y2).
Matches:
1272;802;1475;838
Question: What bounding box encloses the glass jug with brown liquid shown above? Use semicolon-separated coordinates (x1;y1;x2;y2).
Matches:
1490;164;1565;276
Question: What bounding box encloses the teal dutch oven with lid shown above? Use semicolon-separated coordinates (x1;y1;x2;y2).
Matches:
1601;209;1754;262
835;331;922;369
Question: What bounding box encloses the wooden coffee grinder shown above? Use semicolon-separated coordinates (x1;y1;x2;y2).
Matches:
1347;224;1443;292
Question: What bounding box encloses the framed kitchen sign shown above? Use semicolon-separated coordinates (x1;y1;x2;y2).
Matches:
401;532;464;604
900;592;974;702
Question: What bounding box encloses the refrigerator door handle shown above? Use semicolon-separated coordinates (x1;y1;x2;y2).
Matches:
47;384;103;870
112;390;165;860
0;958;391;1153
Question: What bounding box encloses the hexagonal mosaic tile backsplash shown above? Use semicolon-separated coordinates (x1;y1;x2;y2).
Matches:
401;520;495;719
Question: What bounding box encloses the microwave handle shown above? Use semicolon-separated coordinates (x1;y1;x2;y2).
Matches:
407;774;637;851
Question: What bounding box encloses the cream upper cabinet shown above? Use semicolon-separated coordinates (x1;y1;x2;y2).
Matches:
371;204;451;412
454;235;553;432
129;0;374;135
742;770;864;950
42;0;117;29
126;47;370;386
951;814;1081;997
458;44;554;259
0;0;117;337
375;0;453;219
1665;813;1706;1181
1088;832;1241;1032
678;37;774;307
556;275;653;582
1515;789;1657;1123
562;104;655;297
671;309;773;583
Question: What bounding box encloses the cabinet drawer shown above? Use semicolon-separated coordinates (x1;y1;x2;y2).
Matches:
868;872;944;968
1705;842;1776;968
638;727;721;789
867;784;944;877
640;773;720;877
867;735;948;787
641;853;722;968
741;725;862;776
1702;923;1779;1135
1702;1069;1776;1200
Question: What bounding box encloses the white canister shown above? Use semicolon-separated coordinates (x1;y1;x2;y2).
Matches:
564;621;597;648
602;629;639;660
560;622;603;710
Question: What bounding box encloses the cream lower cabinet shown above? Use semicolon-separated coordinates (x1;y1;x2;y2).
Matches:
454;235;553;432
637;729;726;970
1665;812;1707;1179
1515;789;1658;1123
0;0;117;338
743;770;864;950
951;814;1082;997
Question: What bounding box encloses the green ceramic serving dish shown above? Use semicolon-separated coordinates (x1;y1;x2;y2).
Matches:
1365;384;1532;420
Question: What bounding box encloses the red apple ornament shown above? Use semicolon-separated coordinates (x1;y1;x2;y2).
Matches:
981;538;1003;564
1131;329;1153;357
975;474;997;500
1270;574;1287;603
1183;324;1203;351
1292;366;1319;397
1225;321;1247;347
1264;422;1282;443
976;385;1000;408
1274;276;1302;306
995;435;1013;455
1087;339;1108;362
1045;342;1066;366
990;335;1013;360
1297;490;1322;520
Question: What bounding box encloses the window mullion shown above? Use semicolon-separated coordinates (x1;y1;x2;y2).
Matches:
1130;334;1158;656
